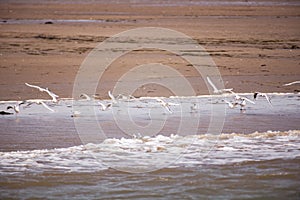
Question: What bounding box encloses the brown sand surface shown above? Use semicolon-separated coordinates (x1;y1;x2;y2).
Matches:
0;1;300;100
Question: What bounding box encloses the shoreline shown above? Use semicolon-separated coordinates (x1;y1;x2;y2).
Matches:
0;93;299;151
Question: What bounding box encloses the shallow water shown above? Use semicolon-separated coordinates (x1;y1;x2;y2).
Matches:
0;93;299;199
0;131;299;199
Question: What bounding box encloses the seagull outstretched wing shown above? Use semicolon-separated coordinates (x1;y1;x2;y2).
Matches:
40;101;55;112
108;91;117;104
283;81;300;86
206;77;219;93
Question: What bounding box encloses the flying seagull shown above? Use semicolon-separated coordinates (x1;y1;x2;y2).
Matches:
108;91;117;104
116;94;137;101
155;98;174;113
25;100;55;112
223;99;238;109
223;99;249;111
230;91;255;105
207;76;233;94
25;83;59;103
254;92;272;106
7;101;26;114
98;102;112;111
80;93;92;101
283;81;300;86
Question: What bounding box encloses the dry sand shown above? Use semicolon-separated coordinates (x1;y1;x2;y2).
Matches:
0;1;299;101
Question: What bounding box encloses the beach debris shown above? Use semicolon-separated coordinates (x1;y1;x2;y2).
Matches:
44;21;53;25
25;83;59;103
0;111;13;115
207;76;233;94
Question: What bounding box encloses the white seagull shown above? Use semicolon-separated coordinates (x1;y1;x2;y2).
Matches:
207;76;233;94
25;100;55;112
224;99;249;111
7;101;26;114
25;83;59;103
98;102;112;111
80;93;92;101
108;91;117;104
223;99;238;109
190;103;198;113
116;94;137;101
230;91;255;105
283;81;300;86
155;98;174;113
254;92;272;106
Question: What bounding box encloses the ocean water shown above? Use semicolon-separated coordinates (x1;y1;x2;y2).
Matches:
0;93;299;199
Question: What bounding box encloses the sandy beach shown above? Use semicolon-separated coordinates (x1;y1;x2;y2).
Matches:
0;0;299;100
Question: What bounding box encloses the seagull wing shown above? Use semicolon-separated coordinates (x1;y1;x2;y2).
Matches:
229;90;241;100
80;93;91;101
46;90;59;102
206;77;219;93
224;100;235;108
108;91;117;103
47;90;59;98
283;81;300;86
40;101;55;112
164;105;172;113
25;83;46;92
243;97;255;104
220;88;233;93
98;102;106;111
263;94;272;106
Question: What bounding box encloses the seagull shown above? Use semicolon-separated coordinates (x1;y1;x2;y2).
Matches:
230;91;255;105
108;91;117;104
223;99;238;109
207;76;233;94
190;103;198;113
98;102;112;111
116;94;136;101
71;111;81;117
254;92;272;106
25;100;55;112
7;101;26;114
80;93;92;101
283;81;300;86
25;83;59;103
155;98;173;113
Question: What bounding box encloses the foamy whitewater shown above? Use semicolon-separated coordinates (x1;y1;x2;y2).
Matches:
0;130;299;174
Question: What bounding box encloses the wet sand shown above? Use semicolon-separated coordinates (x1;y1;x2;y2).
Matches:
0;0;300;101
